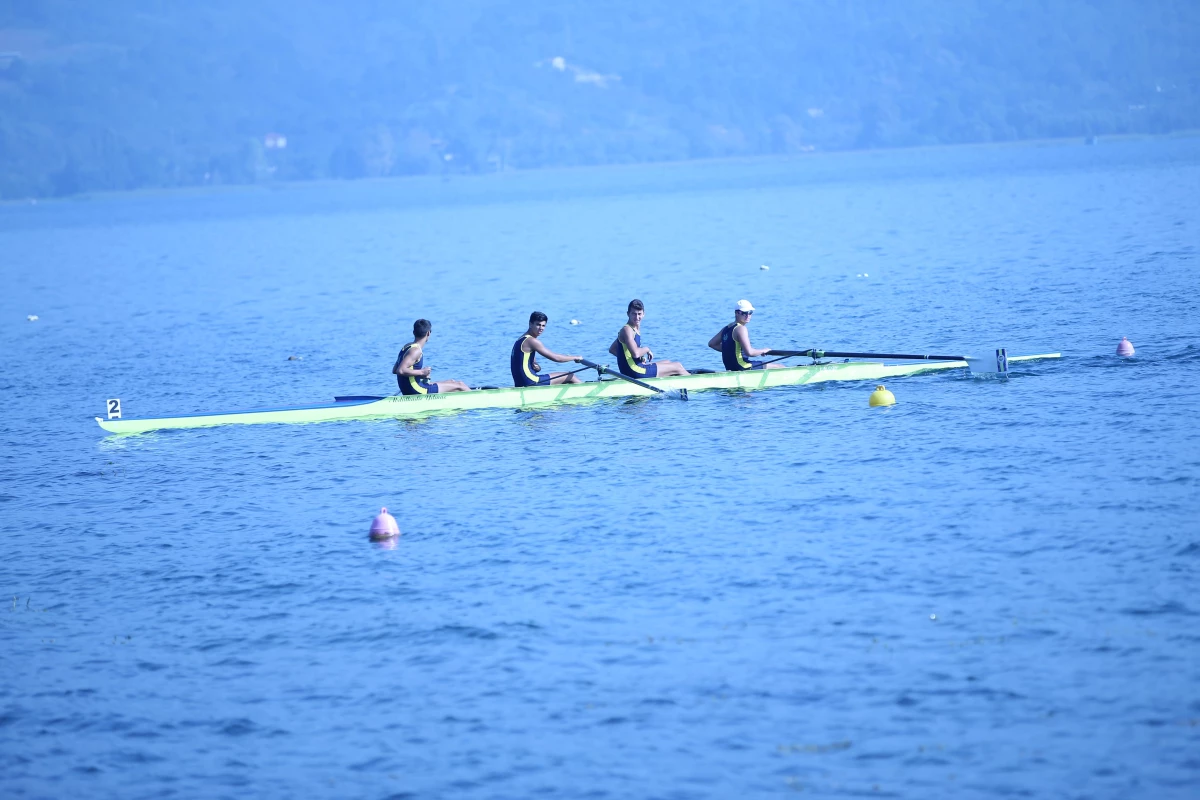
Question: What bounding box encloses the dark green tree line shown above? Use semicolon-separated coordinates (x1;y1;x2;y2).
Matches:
0;0;1197;198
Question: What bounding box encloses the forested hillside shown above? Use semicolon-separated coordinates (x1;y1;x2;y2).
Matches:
1;0;1197;198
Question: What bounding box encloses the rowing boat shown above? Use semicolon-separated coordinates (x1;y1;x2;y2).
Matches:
95;353;1059;434
96;354;1060;433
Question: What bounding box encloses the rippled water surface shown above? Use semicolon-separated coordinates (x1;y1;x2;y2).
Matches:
3;140;1199;799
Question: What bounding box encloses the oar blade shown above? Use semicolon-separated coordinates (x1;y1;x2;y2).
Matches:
965;348;1009;377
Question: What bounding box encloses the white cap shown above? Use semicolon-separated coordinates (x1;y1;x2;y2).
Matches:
735;299;755;313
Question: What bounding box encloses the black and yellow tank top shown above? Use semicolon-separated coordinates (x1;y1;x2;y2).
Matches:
396;343;431;395
618;324;649;377
720;323;754;371
510;334;541;387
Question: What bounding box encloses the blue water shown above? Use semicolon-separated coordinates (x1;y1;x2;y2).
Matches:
3;139;1199;799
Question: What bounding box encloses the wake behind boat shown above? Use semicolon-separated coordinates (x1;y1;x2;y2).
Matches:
96;352;1060;434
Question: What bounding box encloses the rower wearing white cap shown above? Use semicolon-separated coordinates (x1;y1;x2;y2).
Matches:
708;300;784;371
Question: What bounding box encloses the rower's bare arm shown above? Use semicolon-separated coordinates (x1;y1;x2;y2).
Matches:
393;348;414;374
396;347;431;378
734;325;769;358
619;327;651;359
707;330;723;351
608;339;620;357
724;328;763;359
529;337;581;363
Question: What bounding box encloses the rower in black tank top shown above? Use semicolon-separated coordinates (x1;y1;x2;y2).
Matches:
396;343;437;395
511;334;552;386
617;324;659;378
720;322;761;371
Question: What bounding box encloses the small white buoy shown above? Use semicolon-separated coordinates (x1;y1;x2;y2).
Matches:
287;355;303;361
27;315;39;321
570;319;580;325
369;507;401;540
863;272;868;277
929;614;937;621
760;264;770;270
856;273;863;278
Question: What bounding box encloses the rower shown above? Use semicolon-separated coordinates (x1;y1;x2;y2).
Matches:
393;319;470;395
607;299;689;377
707;299;785;371
510;311;583;386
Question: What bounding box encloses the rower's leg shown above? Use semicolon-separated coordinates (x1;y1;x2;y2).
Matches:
432;379;471;392
547;371;582;384
654;360;690;376
763;362;787;369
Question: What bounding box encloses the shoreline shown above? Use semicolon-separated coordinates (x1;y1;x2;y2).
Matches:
3;129;1198;211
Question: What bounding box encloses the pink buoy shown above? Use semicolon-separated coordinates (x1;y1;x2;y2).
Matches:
1116;337;1135;357
369;507;400;540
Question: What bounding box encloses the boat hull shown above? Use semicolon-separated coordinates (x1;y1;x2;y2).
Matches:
95;354;1059;434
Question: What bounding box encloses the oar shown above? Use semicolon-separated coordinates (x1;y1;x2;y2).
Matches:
579;359;688;400
766;349;967;361
766;348;1009;376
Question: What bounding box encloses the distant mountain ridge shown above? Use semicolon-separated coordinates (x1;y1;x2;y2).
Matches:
1;0;1197;198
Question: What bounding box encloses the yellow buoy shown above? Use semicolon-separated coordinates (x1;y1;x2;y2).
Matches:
869;384;895;407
